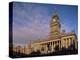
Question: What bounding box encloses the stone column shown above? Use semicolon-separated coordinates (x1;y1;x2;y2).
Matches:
61;40;62;49
53;41;55;51
52;41;53;52
50;42;52;52
46;43;48;54
75;39;77;49
59;40;60;50
66;39;68;48
69;38;71;47
67;39;69;48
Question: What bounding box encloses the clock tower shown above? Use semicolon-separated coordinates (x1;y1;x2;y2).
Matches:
49;14;61;39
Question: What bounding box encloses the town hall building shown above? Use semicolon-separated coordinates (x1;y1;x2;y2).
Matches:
29;14;78;54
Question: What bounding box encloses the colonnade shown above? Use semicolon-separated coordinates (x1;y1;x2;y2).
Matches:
61;37;74;48
40;39;61;53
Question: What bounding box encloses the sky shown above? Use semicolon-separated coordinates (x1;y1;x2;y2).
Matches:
12;2;78;46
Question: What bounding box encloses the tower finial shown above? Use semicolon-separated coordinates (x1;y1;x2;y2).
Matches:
51;6;60;21
52;7;58;17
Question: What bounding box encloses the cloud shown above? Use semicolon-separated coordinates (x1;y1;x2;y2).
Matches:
13;21;50;46
12;2;78;46
13;4;51;45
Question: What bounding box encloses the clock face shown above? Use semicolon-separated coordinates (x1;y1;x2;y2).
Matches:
53;19;56;22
